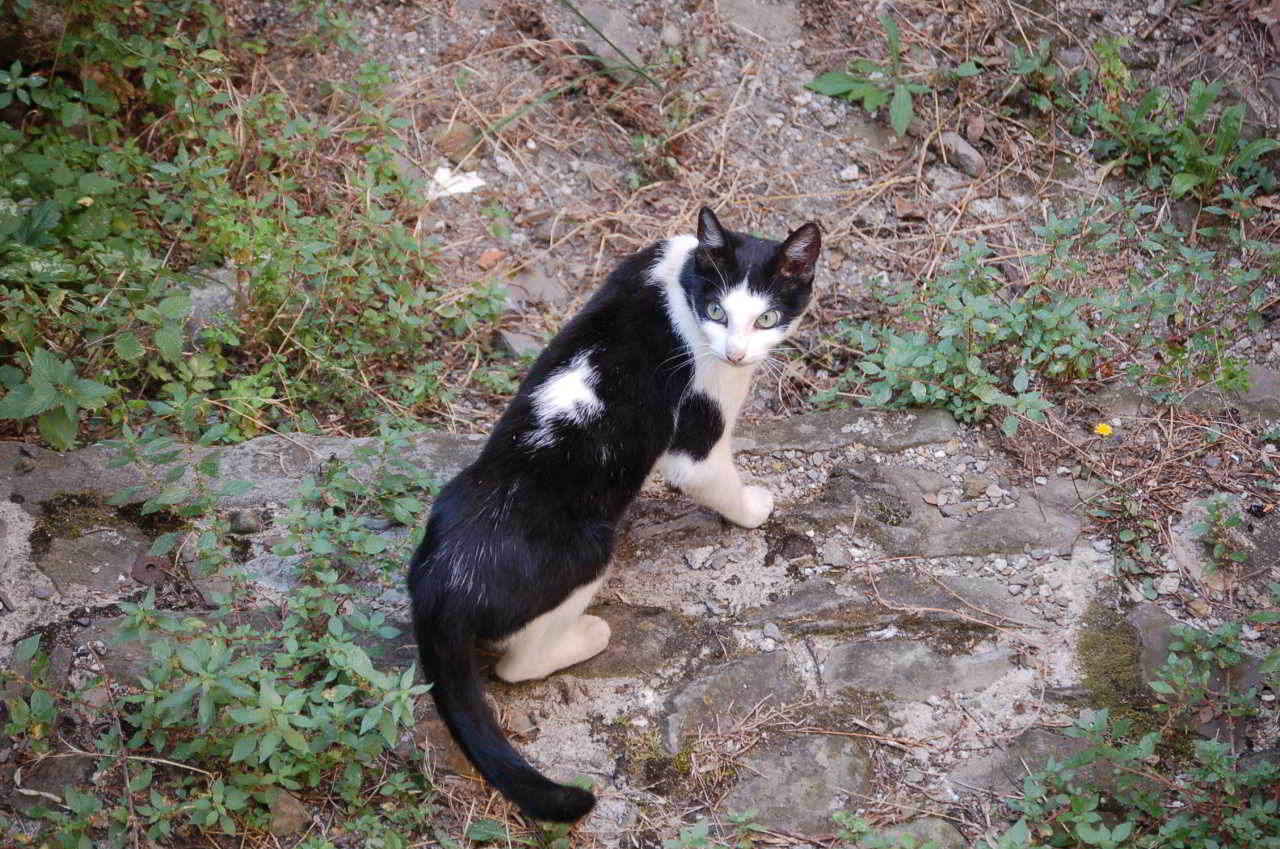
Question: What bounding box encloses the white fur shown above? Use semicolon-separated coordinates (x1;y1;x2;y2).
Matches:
524;351;603;448
495;574;611;682
649;236;777;528
702;279;787;365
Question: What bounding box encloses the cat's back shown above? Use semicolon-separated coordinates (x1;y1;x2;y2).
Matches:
457;236;696;508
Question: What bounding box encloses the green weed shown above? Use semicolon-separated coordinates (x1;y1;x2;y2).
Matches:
0;424;437;846
0;0;507;448
808;16;931;138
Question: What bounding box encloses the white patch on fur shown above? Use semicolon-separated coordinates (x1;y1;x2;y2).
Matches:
661;441;774;528
649;235;788;529
524;351;603;448
495;574;611;682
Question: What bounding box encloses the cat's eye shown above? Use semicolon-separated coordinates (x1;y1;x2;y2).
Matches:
755;310;781;329
706;302;726;322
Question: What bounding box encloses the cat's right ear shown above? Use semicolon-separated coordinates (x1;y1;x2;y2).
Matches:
696;206;729;260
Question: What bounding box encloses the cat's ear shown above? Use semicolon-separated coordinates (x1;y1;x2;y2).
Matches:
777;222;821;281
697;206;729;256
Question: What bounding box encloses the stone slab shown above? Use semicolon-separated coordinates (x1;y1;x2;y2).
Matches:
722;732;871;835
663;652;803;753
736;408;958;455
822;638;1016;701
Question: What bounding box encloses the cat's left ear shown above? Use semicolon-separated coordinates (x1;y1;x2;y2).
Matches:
777;222;821;281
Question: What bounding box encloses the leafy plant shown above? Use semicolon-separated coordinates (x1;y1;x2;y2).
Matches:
0;423;437;845
0;0;521;449
981;706;1280;849
1189;495;1251;573
808;16;931;137
819;191;1271;433
1088;79;1280;199
0;348;112;448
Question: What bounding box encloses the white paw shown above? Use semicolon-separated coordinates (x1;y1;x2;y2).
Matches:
495;656;542;683
574;614;612;657
733;485;774;529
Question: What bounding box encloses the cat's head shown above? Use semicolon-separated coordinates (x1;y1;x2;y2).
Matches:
686;206;821;366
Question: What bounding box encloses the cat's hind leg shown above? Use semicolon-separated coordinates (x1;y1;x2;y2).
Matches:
662;441;773;529
494;575;611;683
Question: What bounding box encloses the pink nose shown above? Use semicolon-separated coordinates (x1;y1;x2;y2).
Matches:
727;349;745;363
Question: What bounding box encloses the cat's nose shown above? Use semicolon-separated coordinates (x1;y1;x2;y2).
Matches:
726;348;746;363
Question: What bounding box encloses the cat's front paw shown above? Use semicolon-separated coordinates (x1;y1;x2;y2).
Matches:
732;485;774;529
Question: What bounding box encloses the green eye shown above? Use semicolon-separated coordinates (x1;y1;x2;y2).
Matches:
706;302;726;322
755;310;781;329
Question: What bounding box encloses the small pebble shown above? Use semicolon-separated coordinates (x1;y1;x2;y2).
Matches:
762;623;783;641
33;585;54;600
837;164;860;181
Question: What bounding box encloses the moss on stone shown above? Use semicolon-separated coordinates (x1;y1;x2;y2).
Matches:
29;493;118;560
1077;599;1146;710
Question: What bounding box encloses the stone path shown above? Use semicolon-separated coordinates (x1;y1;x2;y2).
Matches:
6;399;1275;843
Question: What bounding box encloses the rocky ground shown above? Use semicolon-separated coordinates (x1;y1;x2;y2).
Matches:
3;386;1278;845
4;0;1280;845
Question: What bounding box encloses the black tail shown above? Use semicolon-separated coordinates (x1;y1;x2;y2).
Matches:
415;617;596;822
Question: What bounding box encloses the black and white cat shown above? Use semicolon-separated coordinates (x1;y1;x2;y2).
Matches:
408;208;821;822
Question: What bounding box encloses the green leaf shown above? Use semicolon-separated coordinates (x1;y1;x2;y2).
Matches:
281;727;308;753
1002;415;1019;437
30;348;69;386
151;488;189;507
1235;137;1280;167
808;71;861;97
149;531;180;556
465;819;511;843
1074;821;1106;846
153;324;184;363
258;730;281;761
361;534;389;555
952;60;983;77
38;407;77;450
157;294;192;322
889;83;913;137
1170;172;1200;197
114;331;145;362
70;377;111;409
0;385;34;419
14;634;41;665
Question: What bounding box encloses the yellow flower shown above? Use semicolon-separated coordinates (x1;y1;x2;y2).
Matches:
1094;422;1113;437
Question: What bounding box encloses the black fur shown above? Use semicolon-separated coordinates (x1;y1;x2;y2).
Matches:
670;392;724;461
407;208;820;822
